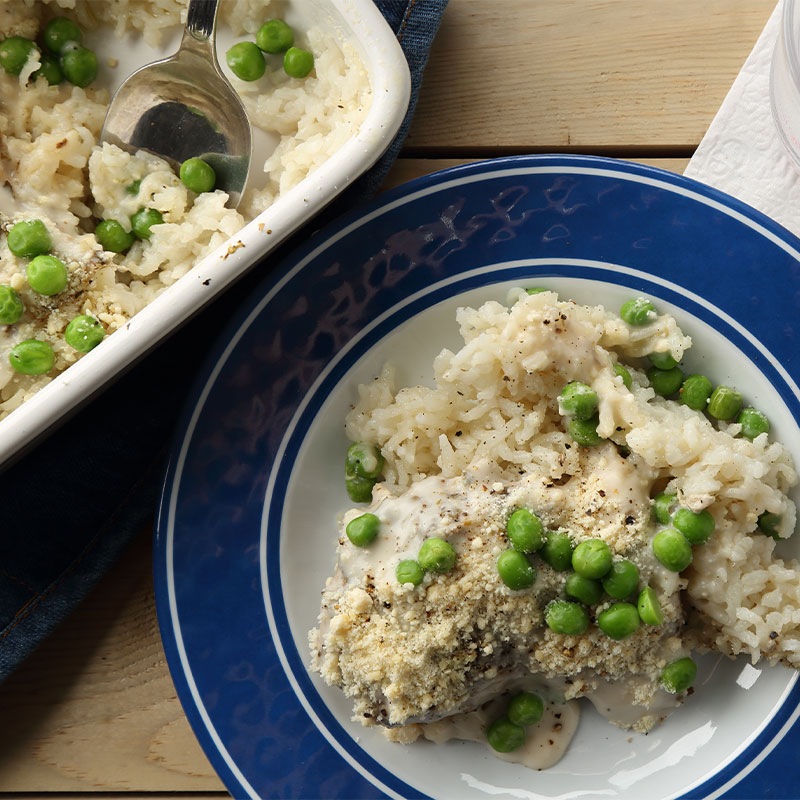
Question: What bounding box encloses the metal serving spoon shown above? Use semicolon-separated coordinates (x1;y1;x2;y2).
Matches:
100;0;251;207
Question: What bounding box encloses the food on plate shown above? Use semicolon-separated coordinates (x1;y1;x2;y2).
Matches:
0;0;371;419
309;288;799;768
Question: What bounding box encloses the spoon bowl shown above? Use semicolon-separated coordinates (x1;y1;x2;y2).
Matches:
101;0;251;207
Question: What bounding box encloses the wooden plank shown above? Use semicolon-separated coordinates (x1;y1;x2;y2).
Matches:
405;0;774;151
0;526;224;793
0;795;229;799
382;156;691;189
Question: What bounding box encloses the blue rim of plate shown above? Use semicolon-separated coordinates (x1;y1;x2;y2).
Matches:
154;154;800;800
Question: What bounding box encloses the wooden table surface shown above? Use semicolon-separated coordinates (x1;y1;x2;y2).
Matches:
0;1;776;798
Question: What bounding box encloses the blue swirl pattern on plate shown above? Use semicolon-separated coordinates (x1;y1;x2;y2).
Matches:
155;155;800;799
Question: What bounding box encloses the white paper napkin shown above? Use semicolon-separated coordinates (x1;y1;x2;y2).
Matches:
684;0;800;237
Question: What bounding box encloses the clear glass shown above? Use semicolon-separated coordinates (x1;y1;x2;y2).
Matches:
771;0;800;167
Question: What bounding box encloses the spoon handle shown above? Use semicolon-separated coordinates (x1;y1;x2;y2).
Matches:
186;0;219;42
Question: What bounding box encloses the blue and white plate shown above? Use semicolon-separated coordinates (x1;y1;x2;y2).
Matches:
154;155;800;799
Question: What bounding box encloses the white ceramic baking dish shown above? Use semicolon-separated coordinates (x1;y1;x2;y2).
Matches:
0;0;410;467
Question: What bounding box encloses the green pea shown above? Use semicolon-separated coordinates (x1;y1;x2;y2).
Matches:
559;381;598;420
568;414;603;446
565;572;603;605
345;441;384;480
648;351;677;370
525;287;548;295
0;286;24;325
637;586;664;626
179;157;216;194
680;374;713;410
652;492;677;525
0;37;38;75
226;41;266;81
395;559;424;586
131;207;163;240
707;385;742;420
43;17;83;54
660;656;697;693
647;365;684;397
602;559;640;599
652;528;692;572
125;179;142;196
673;507;715;545
738;407;769;440
345;512;380;547
27;254;68;296
613;363;632;389
545;599;589;635
507;692;543;726
256;19;294;53
345;475;374;503
60;45;97;88
497;549;536;590
597;602;640;640
283;46;314;78
487;717;525;753
540;530;574;571
64;315;104;353
418;538;456;573
506;508;543;553
757;511;782;539
620;297;656;326
32;54;63;85
7;219;51;258
95;219;134;253
572;539;612;579
9;339;54;375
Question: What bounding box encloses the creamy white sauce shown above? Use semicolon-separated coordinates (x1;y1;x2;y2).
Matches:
0;185;15;217
339;446;655;591
420;687;580;770
338;473;500;587
586;677;680;728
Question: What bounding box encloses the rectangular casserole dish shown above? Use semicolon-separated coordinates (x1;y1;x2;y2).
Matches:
0;0;410;467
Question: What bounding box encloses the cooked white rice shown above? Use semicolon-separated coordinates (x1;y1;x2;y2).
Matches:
345;290;800;668
0;0;371;417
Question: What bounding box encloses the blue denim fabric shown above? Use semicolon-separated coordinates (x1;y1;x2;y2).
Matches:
0;0;447;683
